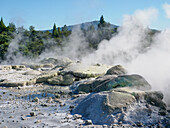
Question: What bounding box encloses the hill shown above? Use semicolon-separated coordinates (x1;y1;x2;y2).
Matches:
46;20;118;32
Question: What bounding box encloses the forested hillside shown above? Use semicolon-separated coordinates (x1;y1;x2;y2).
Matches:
0;15;156;62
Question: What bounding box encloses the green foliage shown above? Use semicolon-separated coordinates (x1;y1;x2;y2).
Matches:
61;25;71;37
6;23;16;33
0;19;13;60
29;25;35;32
98;15;106;27
0;17;6;33
52;23;59;38
0;42;9;60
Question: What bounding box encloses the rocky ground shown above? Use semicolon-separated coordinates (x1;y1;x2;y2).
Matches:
0;57;169;128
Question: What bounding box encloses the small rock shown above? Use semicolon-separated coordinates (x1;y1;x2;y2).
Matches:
103;125;108;128
55;94;60;98
21;117;27;120
159;110;167;116
136;122;143;127
54;98;62;103
30;112;36;116
72;94;80;98
69;106;74;109
9;116;13;118
84;120;93;125
73;114;82;120
21;126;27;128
60;103;66;107
46;97;53;103
35;120;41;123
34;107;39;111
34;97;39;103
118;121;123;125
41;104;48;107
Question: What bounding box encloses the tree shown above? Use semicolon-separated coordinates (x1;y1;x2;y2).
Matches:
62;25;68;32
7;23;16;32
62;25;71;37
100;15;105;25
0;17;6;33
29;25;35;32
52;23;59;38
98;15;106;28
57;27;61;36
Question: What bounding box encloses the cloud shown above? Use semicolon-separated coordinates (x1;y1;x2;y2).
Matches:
124;8;157;26
10;16;25;27
163;3;170;19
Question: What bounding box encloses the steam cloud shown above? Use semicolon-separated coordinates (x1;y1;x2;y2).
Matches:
40;26;93;61
163;3;170;19
82;8;170;105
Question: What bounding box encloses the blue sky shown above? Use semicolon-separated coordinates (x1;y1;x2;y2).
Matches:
0;0;170;30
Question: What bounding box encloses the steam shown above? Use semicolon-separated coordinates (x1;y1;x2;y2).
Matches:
2;33;30;65
39;26;93;61
82;8;158;65
81;8;170;105
10;16;25;27
163;3;170;19
127;29;170;105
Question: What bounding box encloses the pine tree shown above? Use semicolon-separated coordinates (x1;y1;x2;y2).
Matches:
100;15;105;25
57;27;61;36
62;25;68;32
52;23;58;38
98;15;106;28
7;23;16;32
0;17;6;33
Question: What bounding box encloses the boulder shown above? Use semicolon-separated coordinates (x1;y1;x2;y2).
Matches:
144;91;166;109
113;87;166;109
72;90;136;124
47;74;75;85
77;75;116;93
40;57;72;68
26;79;37;85
22;70;41;75
0;81;26;87
26;64;44;70
72;88;167;125
103;91;136;114
25;63;54;70
47;75;63;85
106;65;127;75
61;62;112;79
62;74;75;85
0;78;37;87
36;72;58;83
77;74;151;93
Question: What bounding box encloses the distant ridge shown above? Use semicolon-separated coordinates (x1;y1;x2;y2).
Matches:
45;20;159;33
46;20;118;32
